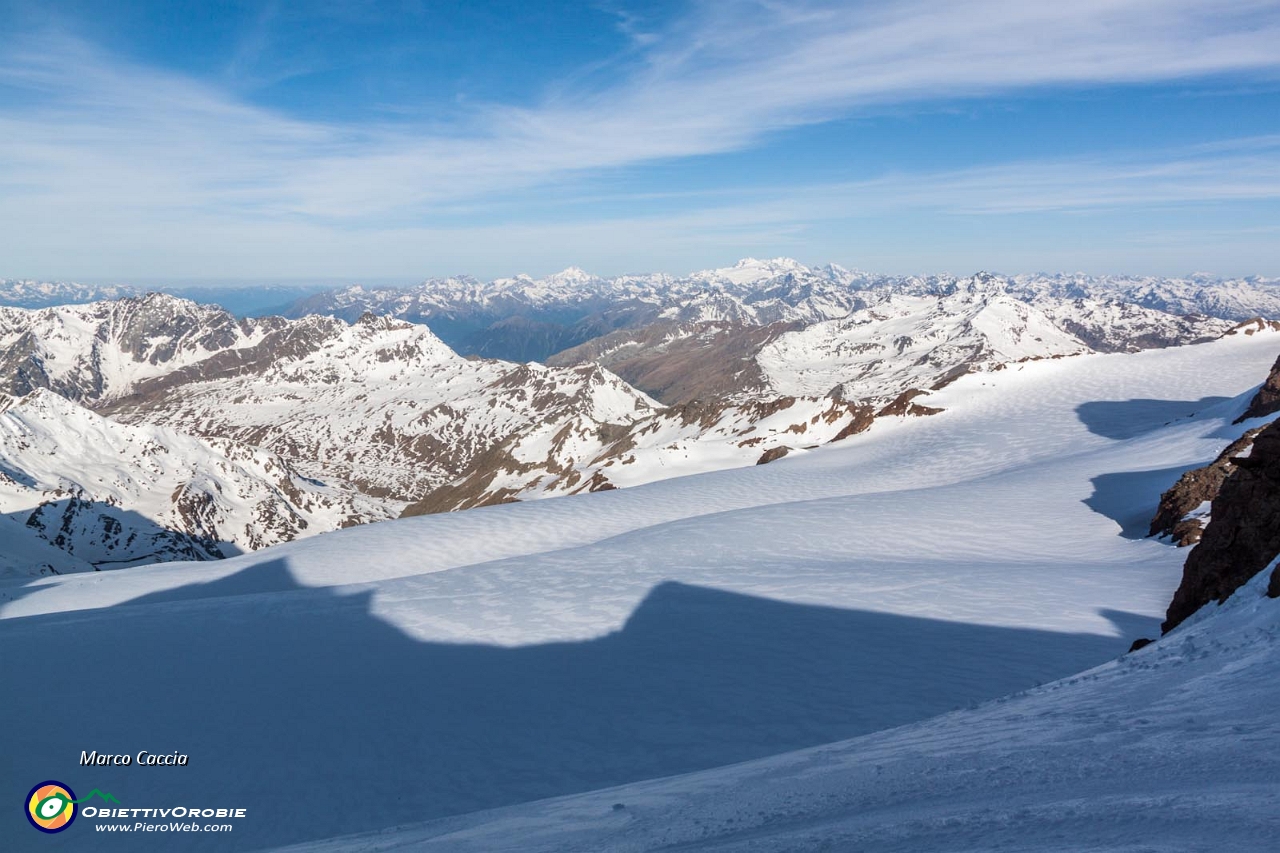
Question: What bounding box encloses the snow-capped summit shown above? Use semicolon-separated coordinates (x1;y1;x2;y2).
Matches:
757;289;1091;400
695;257;812;286
544;265;598;285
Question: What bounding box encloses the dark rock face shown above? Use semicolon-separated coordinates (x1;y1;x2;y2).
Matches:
1163;420;1280;633
1235;354;1280;424
757;446;790;465
1149;427;1265;546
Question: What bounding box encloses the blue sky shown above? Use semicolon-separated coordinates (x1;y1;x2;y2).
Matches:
1;0;1279;282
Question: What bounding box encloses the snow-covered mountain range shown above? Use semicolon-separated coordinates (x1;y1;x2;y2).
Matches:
101;311;660;504
0;263;1271;577
0;278;332;316
0;296;664;571
0;278;139;309
282;259;1278;363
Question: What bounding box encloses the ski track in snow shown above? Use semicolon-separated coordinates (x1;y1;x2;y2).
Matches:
1;332;1278;852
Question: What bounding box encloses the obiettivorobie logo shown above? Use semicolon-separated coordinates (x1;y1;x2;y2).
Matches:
25;781;119;833
25;781;249;836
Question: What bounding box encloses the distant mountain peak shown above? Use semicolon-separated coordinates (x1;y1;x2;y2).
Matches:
549;266;595;281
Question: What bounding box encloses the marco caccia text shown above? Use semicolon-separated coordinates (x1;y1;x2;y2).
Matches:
81;750;189;766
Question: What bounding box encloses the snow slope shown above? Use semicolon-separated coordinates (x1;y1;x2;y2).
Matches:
285;567;1280;853
757;290;1089;400
1;331;1277;852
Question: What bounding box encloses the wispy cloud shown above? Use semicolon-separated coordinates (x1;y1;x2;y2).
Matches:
846;143;1280;215
1;1;1279;276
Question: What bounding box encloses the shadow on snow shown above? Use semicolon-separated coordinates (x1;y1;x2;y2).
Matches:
1084;466;1194;540
0;558;1155;851
1074;396;1231;441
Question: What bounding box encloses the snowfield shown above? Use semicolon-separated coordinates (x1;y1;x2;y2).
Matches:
2;331;1278;851
282;566;1280;853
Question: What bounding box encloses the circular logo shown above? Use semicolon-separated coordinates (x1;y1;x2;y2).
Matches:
26;781;77;833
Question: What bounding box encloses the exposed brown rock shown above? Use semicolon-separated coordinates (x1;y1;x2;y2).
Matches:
547;320;800;405
877;389;943;418
829;405;876;442
1224;317;1280;337
1234;353;1280;424
582;470;617;492
1148;426;1265;545
756;446;790;465
648;398;735;431
1163;420;1280;633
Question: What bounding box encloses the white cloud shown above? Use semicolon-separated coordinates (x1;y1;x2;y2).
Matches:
1;1;1279;275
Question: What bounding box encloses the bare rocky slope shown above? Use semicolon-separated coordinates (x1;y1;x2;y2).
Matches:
1149;427;1266;546
1156;354;1280;633
1163;418;1280;632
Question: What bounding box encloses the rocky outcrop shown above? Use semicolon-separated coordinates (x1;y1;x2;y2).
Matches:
1234;353;1280;424
877;389;944;418
1224;317;1280;337
1162;420;1280;633
1148;427;1265;545
829;405;877;442
756;446;790;465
